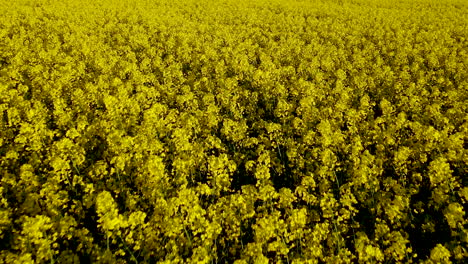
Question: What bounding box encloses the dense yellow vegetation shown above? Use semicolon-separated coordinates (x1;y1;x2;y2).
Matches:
0;0;467;263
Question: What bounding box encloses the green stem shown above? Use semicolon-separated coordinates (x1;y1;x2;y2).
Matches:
119;234;138;264
333;219;341;254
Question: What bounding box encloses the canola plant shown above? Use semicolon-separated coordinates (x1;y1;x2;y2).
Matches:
0;0;467;263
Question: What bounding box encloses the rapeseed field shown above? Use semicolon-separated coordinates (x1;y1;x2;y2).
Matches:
0;0;467;263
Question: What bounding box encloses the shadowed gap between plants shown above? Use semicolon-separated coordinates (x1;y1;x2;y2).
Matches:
407;179;453;261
